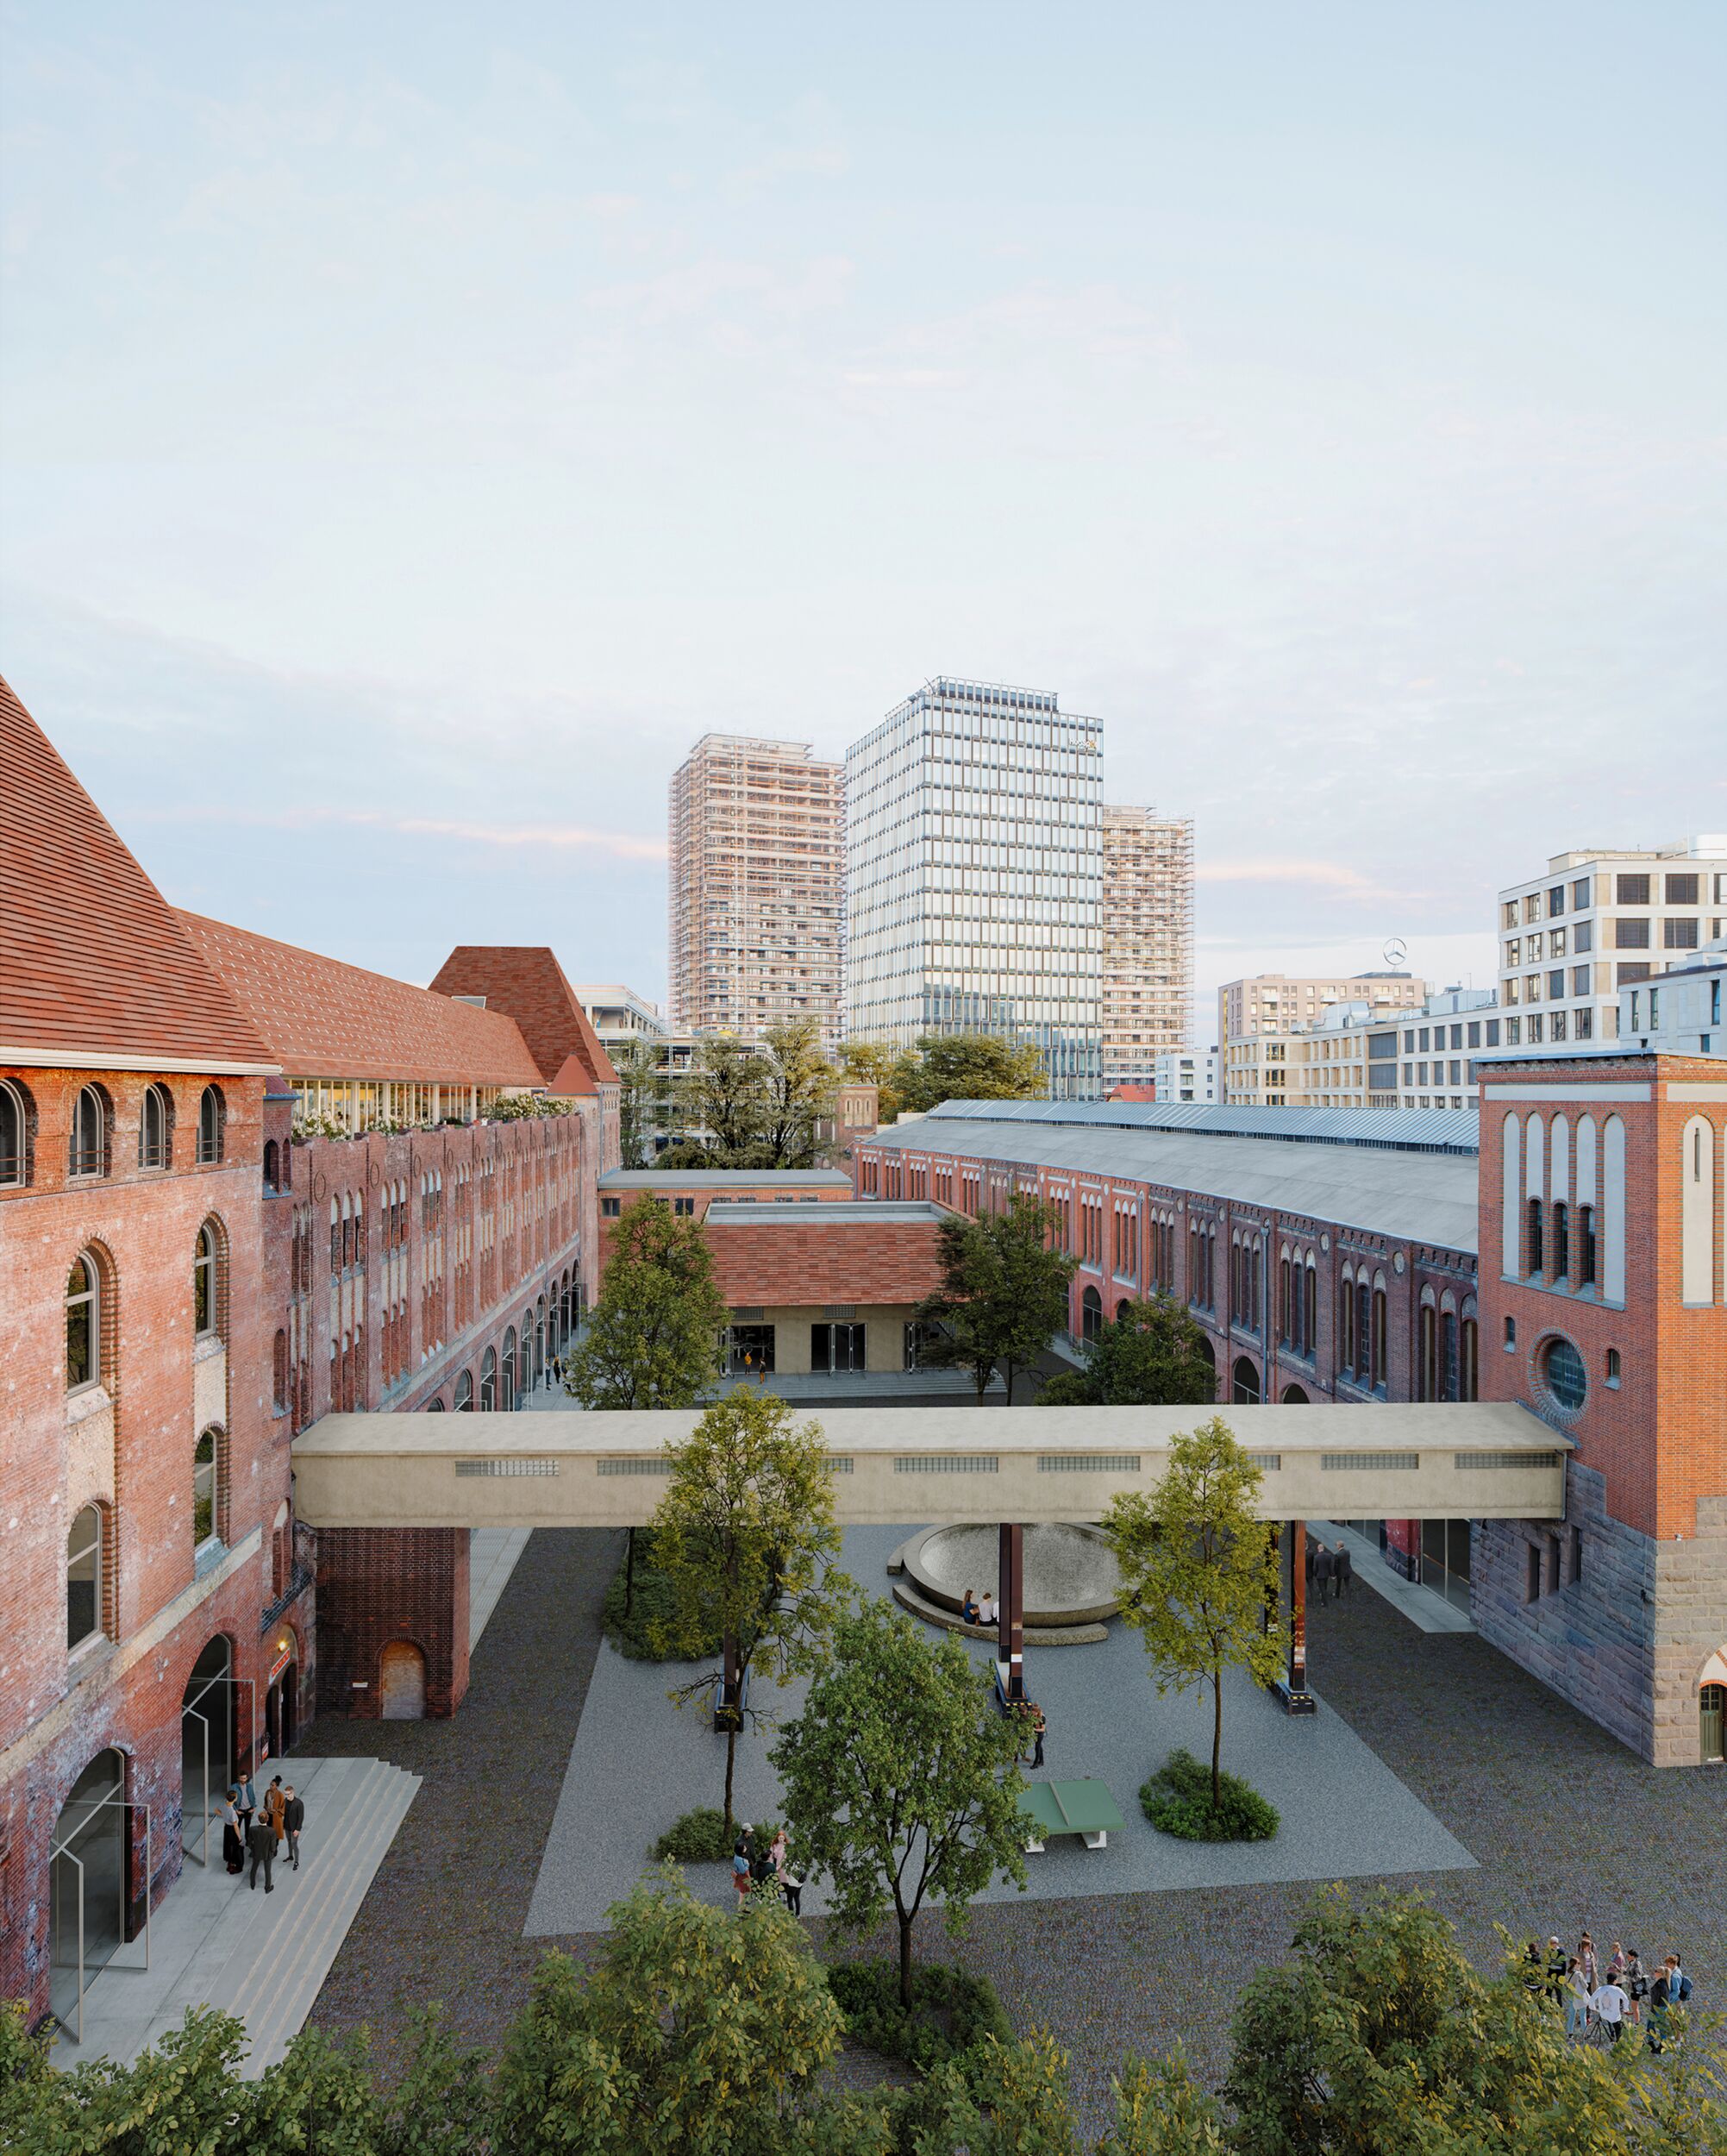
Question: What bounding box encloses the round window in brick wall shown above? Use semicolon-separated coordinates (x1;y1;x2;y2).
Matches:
1542;1337;1587;1415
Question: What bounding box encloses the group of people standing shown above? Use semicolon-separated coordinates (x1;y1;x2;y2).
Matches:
731;1824;801;1915
211;1771;304;1893
1527;1934;1693;2050
1303;1536;1355;1600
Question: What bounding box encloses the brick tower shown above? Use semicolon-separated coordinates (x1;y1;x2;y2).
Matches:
1473;1051;1727;1765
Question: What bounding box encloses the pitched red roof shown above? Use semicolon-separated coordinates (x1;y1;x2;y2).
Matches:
429;948;619;1091
0;674;278;1073
181;913;544;1087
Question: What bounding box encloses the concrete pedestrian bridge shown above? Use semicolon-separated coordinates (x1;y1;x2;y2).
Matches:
291;1401;1567;1531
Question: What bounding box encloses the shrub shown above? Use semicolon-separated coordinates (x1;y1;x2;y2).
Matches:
600;1532;718;1661
826;1959;1013;2071
651;1807;735;1862
1139;1748;1280;1842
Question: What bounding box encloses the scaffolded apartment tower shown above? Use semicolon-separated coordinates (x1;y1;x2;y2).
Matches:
1101;805;1194;1092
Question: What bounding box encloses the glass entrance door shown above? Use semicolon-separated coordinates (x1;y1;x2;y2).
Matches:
49;1751;127;2036
810;1323;866;1373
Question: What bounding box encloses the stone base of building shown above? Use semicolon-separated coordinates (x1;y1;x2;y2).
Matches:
314;1528;471;1720
1474;1466;1727;1767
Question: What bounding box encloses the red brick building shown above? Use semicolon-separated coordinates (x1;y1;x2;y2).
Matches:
0;679;619;2038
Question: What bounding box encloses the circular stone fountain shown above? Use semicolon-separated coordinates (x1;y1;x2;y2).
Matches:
892;1522;1123;1642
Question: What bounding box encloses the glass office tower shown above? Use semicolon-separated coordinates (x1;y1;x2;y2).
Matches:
845;678;1103;1100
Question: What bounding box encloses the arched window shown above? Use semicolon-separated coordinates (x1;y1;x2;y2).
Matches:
1701;1683;1725;1765
1281;1383;1310;1404
70;1085;109;1178
67;1505;103;1649
501;1327;518;1412
1527;1196;1544;1276
139;1082;172;1169
263;1139;280;1193
1370;1283;1387;1390
192;1429;221;1548
1303;1263;1317;1359
66;1253;100;1392
1541;1337;1587;1415
0;1076;34;1186
480;1346;497;1412
1080;1284;1103;1344
1231;1355;1261;1405
1337;1269;1355;1376
454;1369;473;1412
193;1222;220;1339
426;1397;446;1411
272;1329;289;1412
1418;1300;1437;1401
1461;1316;1479;1401
1552;1200;1570;1284
197;1085;225;1165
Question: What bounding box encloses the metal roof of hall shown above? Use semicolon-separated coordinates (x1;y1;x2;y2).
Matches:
922;1098;1481;1156
866;1100;1481;1256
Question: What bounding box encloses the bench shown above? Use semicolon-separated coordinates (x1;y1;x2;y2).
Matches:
1017;1777;1126;1852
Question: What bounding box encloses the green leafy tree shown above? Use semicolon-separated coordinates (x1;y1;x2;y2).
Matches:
492;1871;845;2156
889;1032;1046;1115
914;1190;1077;1404
1223;1887;1652;2156
566;1194;726;1411
770;1598;1028;2009
650;1390;848;1830
837;1039;901;1124
690;1037;776;1163
1040;1294;1217;1408
1104;1417;1284;1814
613;1039;666;1170
1098;2050;1229;2154
759;1018;835;1169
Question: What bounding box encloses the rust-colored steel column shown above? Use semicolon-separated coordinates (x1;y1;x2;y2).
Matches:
1276;1518;1315;1714
998;1521;1025;1703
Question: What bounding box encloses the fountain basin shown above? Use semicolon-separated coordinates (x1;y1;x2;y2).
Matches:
900;1521;1123;1627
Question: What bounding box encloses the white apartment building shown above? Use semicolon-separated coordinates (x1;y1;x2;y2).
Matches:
1495;838;1727;1055
1280;987;1501;1111
845;677;1104;1100
667;735;845;1050
1219;972;1428;1105
572;983;670;1051
1151;1046;1217;1104
1618;941;1727;1057
1101;805;1194;1091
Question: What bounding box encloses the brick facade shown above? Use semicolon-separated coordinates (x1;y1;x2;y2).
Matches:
705;1216;943;1307
313;1528;472;1720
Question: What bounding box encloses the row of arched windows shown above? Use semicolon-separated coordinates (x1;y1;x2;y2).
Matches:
0;1079;224;1190
1417;1289;1480;1401
1337;1266;1388;1393
1502;1109;1625;1305
65;1221;226;1393
1277;1247;1319;1358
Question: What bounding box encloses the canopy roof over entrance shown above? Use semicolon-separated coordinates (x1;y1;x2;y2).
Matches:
293;1401;1567;1532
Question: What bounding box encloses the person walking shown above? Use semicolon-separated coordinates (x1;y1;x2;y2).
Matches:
1578;1934;1599;1990
1544;1937;1567;2005
1026;1702;1047;1771
1624;1950;1648;2030
1304;1534;1317;1589
730;1843;751;1908
1563;1957;1591;2040
1671;1952;1693;2007
212;1789;244;1874
247;1811;276;1893
1647;1957;1677;2053
1314;1544;1335;1601
282;1784;304;1871
234;1768;258;1843
780;1862;803;1916
1334;1542;1354;1599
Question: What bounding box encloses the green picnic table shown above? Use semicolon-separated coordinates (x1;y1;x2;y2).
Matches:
1017;1777;1126;1852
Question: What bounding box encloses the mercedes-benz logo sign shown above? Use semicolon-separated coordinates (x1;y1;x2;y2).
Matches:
1383;937;1408;968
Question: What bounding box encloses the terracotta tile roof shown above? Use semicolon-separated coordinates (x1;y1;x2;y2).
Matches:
429;948;619;1090
180;913;545;1088
0;674;278;1073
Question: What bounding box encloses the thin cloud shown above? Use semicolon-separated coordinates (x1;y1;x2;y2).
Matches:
1197;858;1396;899
132;803;666;862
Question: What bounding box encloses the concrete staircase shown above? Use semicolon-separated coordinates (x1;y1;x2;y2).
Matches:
69;1753;420;2075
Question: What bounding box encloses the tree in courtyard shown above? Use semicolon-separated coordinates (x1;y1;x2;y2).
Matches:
888;1031;1046;1116
687;1036;776;1165
612;1038;664;1170
758;1017;835;1169
1040;1294;1217;1408
649;1389;847;1831
770;1598;1028;2009
913;1190;1077;1404
1103;1417;1284;1814
566;1194;727;1411
493;1870;847;2156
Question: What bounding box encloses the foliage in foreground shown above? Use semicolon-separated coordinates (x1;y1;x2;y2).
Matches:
1139;1750;1280;1843
7;1883;1724;2154
913;1188;1078;1405
566;1191;727;1409
826;1959;1013;2071
600;1528;719;1661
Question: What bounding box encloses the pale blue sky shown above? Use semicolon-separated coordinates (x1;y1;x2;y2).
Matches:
3;3;1723;1031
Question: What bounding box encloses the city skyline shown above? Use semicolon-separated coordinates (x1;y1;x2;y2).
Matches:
3;7;1720;1026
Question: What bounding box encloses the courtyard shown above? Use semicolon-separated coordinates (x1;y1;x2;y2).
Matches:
300;1520;1727;2122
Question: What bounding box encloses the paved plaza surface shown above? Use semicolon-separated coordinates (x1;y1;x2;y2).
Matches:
303;1521;1727;2117
524;1525;1472;1936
